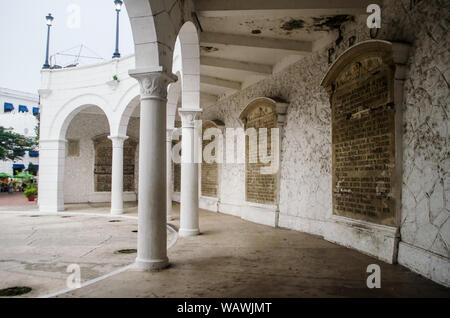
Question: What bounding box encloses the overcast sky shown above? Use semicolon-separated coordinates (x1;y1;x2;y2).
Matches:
0;0;135;94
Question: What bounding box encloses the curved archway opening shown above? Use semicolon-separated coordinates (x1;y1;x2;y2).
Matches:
63;105;112;206
175;21;200;109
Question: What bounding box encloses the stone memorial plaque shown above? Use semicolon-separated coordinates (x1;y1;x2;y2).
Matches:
240;99;278;205
324;47;397;226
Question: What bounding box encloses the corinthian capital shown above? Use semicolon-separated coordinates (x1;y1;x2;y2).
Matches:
129;68;177;100
178;108;203;128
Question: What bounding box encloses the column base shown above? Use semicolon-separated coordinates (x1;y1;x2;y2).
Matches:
110;208;124;215
134;257;169;271
179;228;200;237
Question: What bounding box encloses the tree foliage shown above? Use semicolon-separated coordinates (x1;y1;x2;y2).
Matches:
0;126;36;161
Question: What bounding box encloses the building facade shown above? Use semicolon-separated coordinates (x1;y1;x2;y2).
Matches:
0;87;39;175
38;0;449;286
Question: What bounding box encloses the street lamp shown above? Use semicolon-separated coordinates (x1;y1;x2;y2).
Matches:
42;13;54;69
112;0;123;59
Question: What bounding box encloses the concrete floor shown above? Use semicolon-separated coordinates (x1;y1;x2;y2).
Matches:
0;202;448;298
49;204;448;298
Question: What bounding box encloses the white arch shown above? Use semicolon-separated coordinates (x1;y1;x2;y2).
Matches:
43;93;113;141
125;0;179;70
39;102;111;213
175;21;200;109
114;83;141;137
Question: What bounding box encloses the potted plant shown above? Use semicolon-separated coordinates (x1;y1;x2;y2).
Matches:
24;184;38;201
107;75;120;90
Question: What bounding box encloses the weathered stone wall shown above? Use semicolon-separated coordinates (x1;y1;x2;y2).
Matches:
389;1;450;260
203;47;332;228
202;0;449;268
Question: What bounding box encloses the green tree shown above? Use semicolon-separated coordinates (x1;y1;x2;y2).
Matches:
34;112;40;142
0;126;36;161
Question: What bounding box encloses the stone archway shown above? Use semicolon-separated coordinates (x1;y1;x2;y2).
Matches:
40;103;112;211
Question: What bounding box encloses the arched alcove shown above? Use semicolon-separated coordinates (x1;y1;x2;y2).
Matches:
237;97;288;227
239;97;287;206
320;40;411;264
321;40;398;227
62;105;112;205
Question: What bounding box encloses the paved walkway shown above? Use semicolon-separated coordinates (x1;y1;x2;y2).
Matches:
57;204;449;298
0;209;175;298
0;202;448;298
0;192;37;210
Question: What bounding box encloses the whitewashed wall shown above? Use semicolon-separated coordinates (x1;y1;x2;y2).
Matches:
202;49;332;233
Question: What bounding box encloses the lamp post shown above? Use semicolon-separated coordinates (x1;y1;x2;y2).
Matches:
42;13;54;69
112;0;123;59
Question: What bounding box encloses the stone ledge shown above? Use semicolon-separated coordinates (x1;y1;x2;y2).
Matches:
199;196;218;212
324;215;399;264
218;201;241;217
240;202;278;227
398;242;450;287
278;214;326;237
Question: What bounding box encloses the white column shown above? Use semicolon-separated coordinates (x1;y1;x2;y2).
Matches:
129;69;177;271
178;108;202;237
108;135;128;215
166;129;174;221
38;139;66;212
